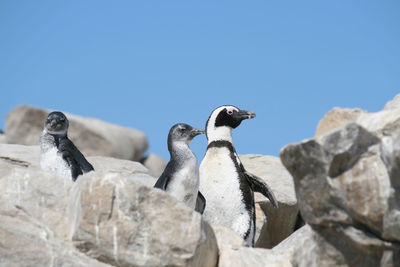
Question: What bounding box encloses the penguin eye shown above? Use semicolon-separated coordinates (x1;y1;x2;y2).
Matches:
227;110;233;115
179;128;186;132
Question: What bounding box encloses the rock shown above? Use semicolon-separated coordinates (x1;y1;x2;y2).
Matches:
384;94;400;110
315;108;367;137
218;246;291;267
315;94;400;138
5;105;148;161
141;153;167;178
240;154;298;248
87;156;157;187
0;144;72;239
0;196;110;267
0;143;40;169
69;172;218;267
272;224;347;267
280;95;400;266
211;225;246;249
0;133;6;144
0;144;157;241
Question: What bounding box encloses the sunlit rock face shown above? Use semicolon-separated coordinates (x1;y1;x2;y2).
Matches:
69;172;218;267
280;94;400;267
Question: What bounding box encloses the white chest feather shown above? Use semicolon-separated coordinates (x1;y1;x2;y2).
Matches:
166;157;199;209
199;147;251;238
40;144;72;179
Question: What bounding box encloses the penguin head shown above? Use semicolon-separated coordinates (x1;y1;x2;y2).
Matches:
44;111;69;135
168;123;205;150
205;105;256;142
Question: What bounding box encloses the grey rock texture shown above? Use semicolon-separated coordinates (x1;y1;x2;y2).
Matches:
315;107;367;137
5;105;148;161
271;225;347;267
69;172;218;267
218;246;291;267
0;144;71;239
87;156;157;187
240;154;298;248
1;143;216;267
211;225;246;249
0;133;6;144
280;94;400;266
0;197;109;267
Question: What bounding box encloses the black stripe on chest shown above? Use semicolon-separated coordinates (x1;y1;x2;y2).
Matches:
207;140;254;239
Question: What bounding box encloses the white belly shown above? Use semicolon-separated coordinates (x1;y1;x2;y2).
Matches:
199;147;250;238
166;159;199;209
40;147;72;179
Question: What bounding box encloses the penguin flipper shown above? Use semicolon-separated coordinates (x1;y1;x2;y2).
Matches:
195;191;206;214
60;149;83;181
154;161;174;190
59;138;94;173
154;173;169;190
244;171;279;209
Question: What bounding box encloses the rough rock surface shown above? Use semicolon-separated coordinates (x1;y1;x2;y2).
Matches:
0;197;109;267
280;95;400;266
141;153;167;178
0;144;157;241
315;107;367;137
0;144;72;239
218;246;291;267
240;154;298;248
0;133;6;144
69;172;218;267
87;156;157;188
5;105;148;161
211;225;246;249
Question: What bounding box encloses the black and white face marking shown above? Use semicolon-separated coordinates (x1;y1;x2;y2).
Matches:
205;105;256;142
168;123;205;150
44;111;69;135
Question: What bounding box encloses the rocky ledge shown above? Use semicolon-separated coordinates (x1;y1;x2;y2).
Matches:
0;146;296;265
1;95;400;266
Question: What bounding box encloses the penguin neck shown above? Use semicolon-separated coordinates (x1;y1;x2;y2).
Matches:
43;129;67;146
206;126;234;145
169;141;194;160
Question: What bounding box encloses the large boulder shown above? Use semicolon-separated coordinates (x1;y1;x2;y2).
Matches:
0;144;72;239
0;196;110;267
87;156;157;187
69;172;218;267
0;144;157;240
280;94;400;266
271;224;347;267
5;105;148;161
240;154;298;248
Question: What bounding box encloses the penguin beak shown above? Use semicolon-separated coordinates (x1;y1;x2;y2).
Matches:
190;128;205;138
236;110;256;121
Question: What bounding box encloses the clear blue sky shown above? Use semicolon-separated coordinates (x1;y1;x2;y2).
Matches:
1;1;399;161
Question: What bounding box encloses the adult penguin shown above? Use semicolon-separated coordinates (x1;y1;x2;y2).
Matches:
199;105;278;246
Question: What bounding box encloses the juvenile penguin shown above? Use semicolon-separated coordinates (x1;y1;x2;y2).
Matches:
154;123;206;213
199;105;278;246
40;111;94;181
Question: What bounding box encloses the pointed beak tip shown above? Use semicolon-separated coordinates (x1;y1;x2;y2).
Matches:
191;129;205;136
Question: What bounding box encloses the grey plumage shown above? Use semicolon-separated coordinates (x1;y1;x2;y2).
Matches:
154;123;206;213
